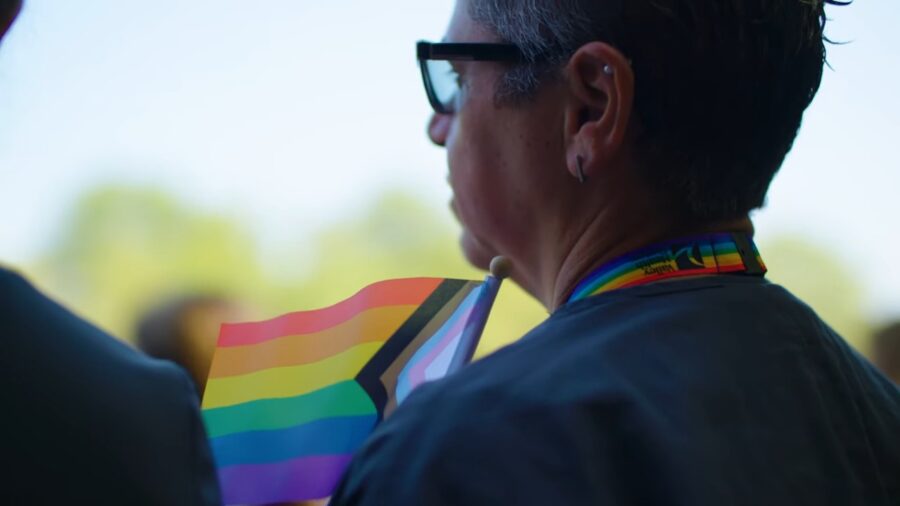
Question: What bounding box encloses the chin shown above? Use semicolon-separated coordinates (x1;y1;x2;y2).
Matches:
459;230;495;272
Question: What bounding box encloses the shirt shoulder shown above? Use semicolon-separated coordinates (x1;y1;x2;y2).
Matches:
0;268;221;504
334;276;900;505
0;267;202;422
333;375;631;505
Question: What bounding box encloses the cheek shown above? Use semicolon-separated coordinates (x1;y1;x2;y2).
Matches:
447;119;503;216
447;122;530;256
443;85;561;257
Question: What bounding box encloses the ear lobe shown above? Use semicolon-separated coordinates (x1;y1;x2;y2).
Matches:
563;42;634;181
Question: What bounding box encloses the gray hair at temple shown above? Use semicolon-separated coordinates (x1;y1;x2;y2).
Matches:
469;0;850;224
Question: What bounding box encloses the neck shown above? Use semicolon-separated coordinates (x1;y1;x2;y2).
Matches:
520;211;754;312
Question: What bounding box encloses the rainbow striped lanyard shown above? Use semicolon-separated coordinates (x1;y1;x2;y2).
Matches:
568;232;767;304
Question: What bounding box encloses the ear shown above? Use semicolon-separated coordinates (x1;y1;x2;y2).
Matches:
562;42;634;182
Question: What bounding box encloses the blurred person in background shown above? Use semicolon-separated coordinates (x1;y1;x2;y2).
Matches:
332;0;900;505
0;1;220;504
133;297;329;506
872;322;900;384
136;294;247;396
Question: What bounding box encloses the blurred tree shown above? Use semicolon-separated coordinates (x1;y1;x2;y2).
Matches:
28;185;875;359
27;185;547;356
30;185;266;340
761;235;872;354
29;185;873;360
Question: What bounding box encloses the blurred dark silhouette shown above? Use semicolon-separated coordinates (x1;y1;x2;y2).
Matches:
136;294;246;396
0;2;220;504
872;322;900;385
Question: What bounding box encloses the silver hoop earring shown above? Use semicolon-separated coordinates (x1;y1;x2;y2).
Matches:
576;156;587;184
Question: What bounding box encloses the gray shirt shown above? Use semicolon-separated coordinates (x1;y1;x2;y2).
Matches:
0;268;221;505
333;276;900;505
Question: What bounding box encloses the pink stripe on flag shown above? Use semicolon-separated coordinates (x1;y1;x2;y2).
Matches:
406;304;474;389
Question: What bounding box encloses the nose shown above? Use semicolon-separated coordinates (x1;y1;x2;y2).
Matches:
428;112;451;147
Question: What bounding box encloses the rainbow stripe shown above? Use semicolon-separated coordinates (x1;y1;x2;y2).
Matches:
202;277;501;505
569;233;766;303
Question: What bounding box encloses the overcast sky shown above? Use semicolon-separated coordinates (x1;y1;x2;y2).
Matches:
0;0;897;316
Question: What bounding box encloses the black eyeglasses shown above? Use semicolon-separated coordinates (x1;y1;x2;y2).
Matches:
417;41;525;115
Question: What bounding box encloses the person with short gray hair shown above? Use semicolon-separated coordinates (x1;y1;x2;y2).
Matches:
331;0;899;504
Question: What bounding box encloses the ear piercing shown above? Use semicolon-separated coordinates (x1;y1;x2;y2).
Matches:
603;65;613;76
576;156;587;184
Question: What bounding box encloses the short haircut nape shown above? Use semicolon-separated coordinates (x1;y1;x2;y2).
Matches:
470;0;850;223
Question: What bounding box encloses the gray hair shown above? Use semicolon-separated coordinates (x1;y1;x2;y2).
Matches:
469;0;600;100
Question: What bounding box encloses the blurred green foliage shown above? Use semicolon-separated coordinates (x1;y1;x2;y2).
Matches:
27;185;546;357
761;236;872;353
29;187;267;341
23;184;874;360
